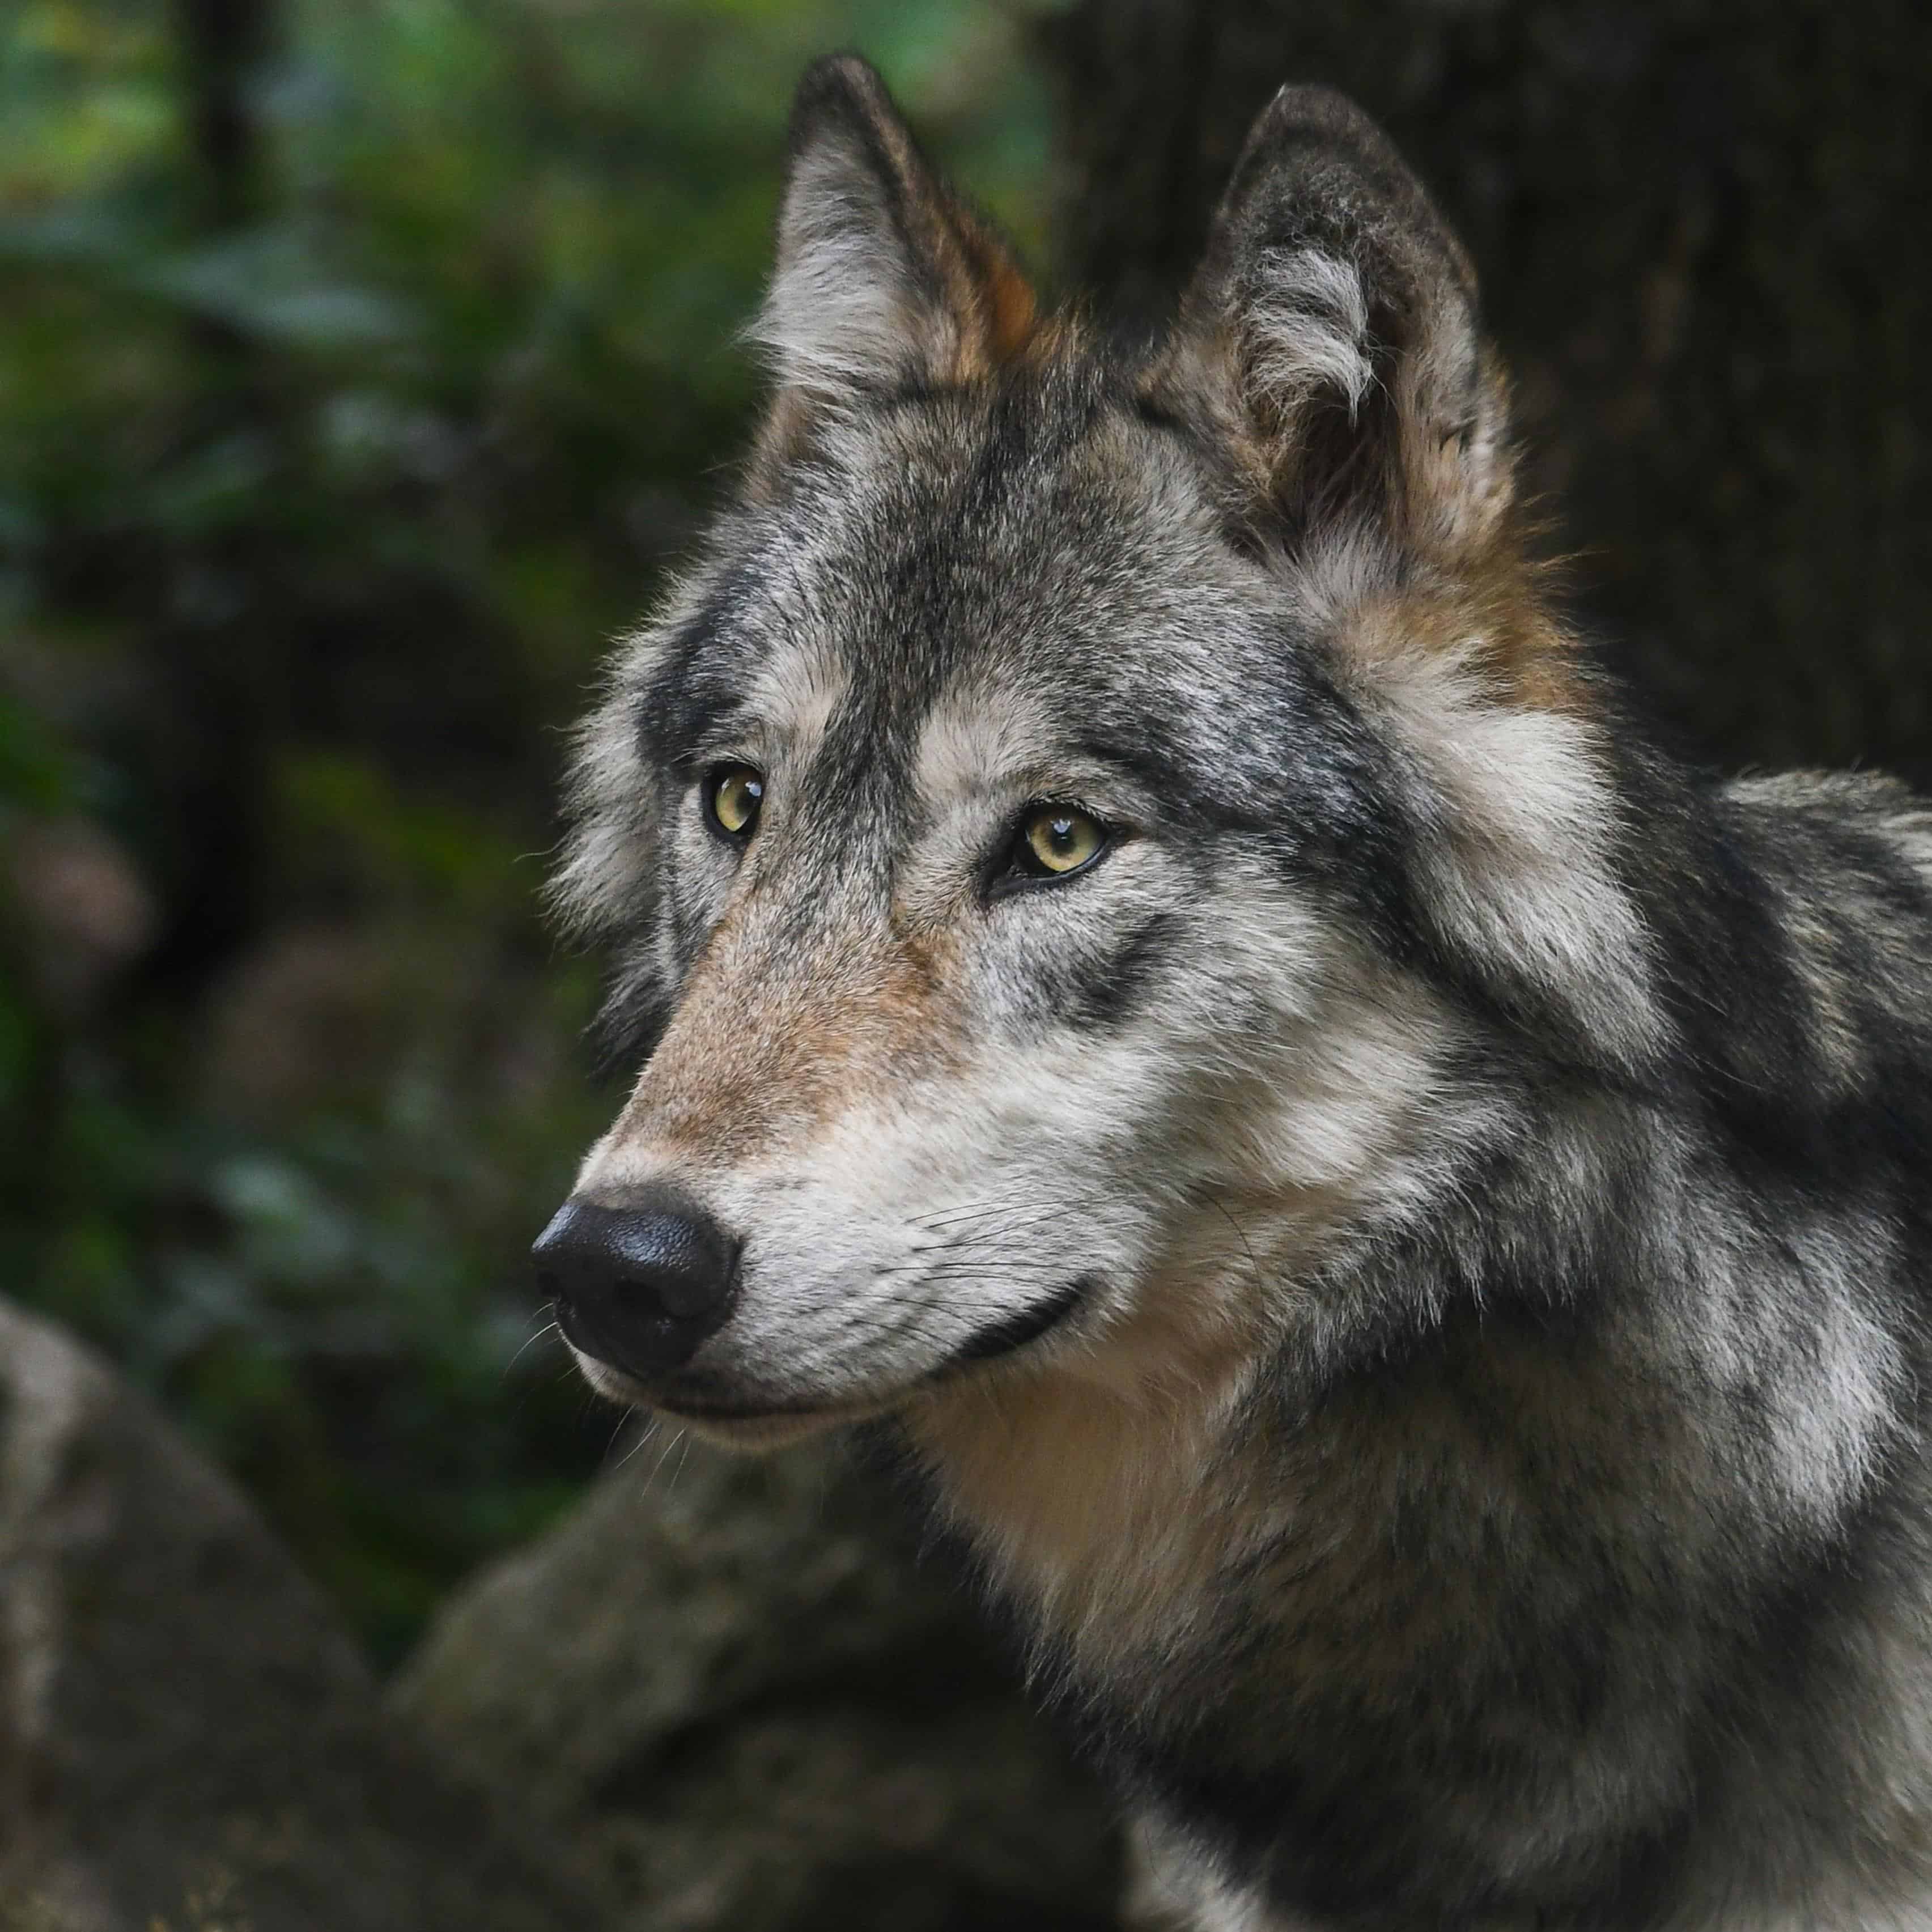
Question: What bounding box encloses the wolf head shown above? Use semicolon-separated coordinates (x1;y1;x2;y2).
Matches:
538;58;1661;1447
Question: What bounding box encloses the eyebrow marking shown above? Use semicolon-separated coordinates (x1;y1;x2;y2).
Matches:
1071;732;1191;805
637;577;850;780
912;681;1177;821
636;587;753;770
912;682;1050;806
742;636;850;765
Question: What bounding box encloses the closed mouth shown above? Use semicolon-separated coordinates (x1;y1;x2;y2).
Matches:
653;1392;834;1424
946;1275;1091;1365
564;1275;1094;1423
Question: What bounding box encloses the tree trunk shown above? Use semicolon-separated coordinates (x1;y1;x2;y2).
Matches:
146;0;279;996
1038;0;1932;783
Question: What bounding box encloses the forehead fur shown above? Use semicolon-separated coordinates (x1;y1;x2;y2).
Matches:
558;279;1647;1081
649;347;1289;761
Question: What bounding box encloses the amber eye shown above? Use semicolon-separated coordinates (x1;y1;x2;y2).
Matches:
704;763;764;839
1016;804;1107;880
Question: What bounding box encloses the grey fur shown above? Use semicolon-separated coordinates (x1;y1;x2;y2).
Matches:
546;57;1932;1931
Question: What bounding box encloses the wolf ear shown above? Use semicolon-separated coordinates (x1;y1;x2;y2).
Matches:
750;56;1037;400
1150;86;1512;557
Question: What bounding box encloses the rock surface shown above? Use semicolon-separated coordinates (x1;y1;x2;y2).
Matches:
0;1297;604;1932
0;1290;1119;1929
392;1428;1122;1930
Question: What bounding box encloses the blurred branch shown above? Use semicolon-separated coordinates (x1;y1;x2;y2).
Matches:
171;0;272;233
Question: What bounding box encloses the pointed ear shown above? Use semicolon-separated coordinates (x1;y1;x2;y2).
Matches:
750;56;1038;401
1148;86;1513;557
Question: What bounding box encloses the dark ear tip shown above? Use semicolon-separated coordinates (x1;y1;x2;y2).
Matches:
1222;80;1476;305
1239;82;1409;183
788;51;893;141
1259;82;1379;134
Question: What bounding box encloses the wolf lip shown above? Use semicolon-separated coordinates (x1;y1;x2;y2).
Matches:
647;1283;1092;1424
948;1275;1090;1365
652;1393;826;1424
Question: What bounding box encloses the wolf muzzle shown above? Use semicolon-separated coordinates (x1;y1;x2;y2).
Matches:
533;1185;740;1377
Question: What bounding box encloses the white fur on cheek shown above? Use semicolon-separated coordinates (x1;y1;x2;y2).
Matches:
548;564;714;948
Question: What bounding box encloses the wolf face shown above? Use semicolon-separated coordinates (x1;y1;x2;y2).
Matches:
542;57;1932;1932
541;62;1646;1450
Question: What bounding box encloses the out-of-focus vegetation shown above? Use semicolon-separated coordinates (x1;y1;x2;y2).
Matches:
0;0;1055;1666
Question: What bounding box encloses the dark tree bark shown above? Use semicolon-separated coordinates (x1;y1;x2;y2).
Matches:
1038;1;1932;782
142;0;279;997
172;0;273;231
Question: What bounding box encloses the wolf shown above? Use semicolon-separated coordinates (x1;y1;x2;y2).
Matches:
533;53;1932;1932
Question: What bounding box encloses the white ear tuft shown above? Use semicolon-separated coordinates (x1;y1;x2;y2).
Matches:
1148;84;1514;554
1246;248;1373;421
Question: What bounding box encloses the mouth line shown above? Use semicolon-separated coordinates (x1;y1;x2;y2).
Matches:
653;1394;839;1424
945;1275;1091;1365
561;1275;1095;1422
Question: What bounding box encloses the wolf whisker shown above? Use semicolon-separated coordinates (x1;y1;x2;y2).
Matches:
502;1317;563;1379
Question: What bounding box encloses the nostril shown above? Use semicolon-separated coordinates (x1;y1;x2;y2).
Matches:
531;1186;740;1378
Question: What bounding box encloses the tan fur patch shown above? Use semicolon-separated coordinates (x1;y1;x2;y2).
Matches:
904;1315;1263;1665
1348;553;1585;716
937;203;1038;379
597;909;963;1173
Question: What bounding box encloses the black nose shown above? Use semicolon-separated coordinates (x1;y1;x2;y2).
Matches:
532;1185;739;1378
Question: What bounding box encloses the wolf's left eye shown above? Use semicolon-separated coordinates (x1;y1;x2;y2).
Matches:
704;763;764;840
1012;804;1109;881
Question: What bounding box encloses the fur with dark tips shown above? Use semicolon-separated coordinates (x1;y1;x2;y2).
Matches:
546;56;1932;1932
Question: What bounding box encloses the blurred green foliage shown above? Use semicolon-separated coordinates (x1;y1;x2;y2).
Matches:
0;0;1054;1665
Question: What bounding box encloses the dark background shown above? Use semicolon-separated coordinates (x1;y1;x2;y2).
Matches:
3;0;1926;1705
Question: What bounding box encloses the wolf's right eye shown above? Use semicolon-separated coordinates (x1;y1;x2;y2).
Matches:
992;802;1111;891
704;763;764;840
1021;806;1105;876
